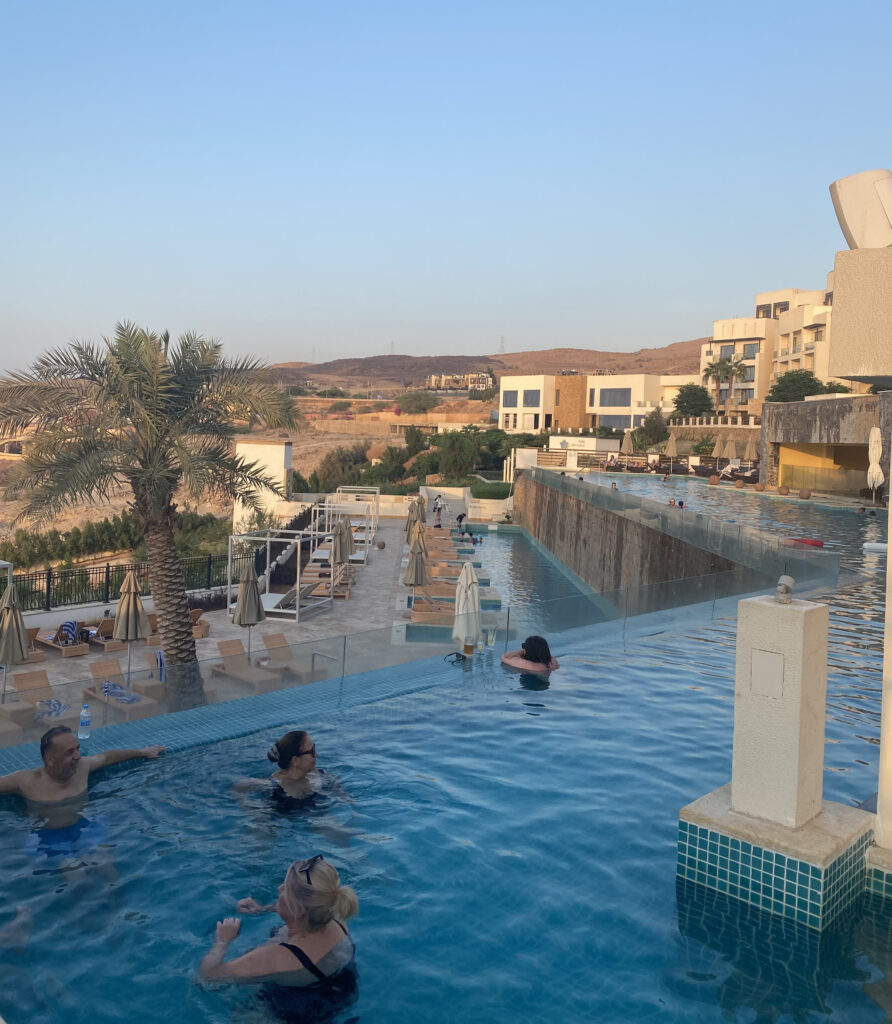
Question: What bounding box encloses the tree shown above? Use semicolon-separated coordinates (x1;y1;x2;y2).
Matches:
672;383;714;418
404;425;426;457
432;432;478;478
765;369;832;403
632;409;669;449
0;322;293;708
702;357;747;407
821;382;852;395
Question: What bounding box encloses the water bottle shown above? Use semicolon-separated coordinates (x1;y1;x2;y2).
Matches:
77;704;91;740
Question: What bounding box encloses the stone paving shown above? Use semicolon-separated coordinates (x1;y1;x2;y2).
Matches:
0;517;469;740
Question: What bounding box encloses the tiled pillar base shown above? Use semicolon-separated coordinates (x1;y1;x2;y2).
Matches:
678;783;874;930
866;845;892;899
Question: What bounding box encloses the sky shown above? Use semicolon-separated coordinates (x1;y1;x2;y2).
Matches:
0;0;888;367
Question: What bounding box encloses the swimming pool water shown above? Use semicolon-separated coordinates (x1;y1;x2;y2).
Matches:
1;500;888;1023
2;608;888;1024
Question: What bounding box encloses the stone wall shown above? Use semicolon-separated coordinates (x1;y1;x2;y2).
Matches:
761;393;891;490
513;473;738;593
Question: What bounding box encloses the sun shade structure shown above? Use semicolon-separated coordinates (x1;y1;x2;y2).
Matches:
415;496;427;523
405;502;418;534
743;437;758;463
0;585;29;705
408;518;427;555
451;561;482;648
113;570;151;688
621;431;634;465
232;559;265;658
403;534;433;609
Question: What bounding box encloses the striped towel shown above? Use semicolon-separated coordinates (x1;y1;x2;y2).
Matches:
60;621;79;644
156;650;167;683
101;681;140;703
34;699;71;720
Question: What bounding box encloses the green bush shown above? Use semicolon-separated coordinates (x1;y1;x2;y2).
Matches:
470;482;511;499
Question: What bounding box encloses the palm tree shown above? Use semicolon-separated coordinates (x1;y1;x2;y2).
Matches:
702;357;747;410
0;322;294;708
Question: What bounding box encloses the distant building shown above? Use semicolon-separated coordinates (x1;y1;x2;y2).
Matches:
424;372;494;391
497;372;698;433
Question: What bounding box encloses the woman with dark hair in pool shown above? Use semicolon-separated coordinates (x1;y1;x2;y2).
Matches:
234;730;332;813
501;636;559;675
199;855;359;1017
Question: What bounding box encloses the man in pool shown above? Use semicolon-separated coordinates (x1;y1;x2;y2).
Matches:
0;725;165;820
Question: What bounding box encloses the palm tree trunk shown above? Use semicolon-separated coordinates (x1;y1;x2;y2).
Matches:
144;517;207;711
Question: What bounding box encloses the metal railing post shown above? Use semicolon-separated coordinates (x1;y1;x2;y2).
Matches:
206;554;212;590
44;567;52;611
103;563;111;605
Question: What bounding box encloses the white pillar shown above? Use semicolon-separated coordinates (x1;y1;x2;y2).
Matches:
731;594;829;828
567;450;579;471
877;498;892;847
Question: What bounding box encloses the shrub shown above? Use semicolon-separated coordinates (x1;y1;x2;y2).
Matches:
470;482;511;499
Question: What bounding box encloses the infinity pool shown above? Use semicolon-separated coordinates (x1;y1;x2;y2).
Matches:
1;500;888;1023
1;613;887;1024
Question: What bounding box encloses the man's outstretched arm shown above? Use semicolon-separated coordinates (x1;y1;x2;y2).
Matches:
0;770;25;796
84;746;166;770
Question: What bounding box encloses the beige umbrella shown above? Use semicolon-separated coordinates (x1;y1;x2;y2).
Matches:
665;435;678;473
743;437;758;462
867;426;885;497
409;518;427;554
621;431;634;468
724;438;738;461
0;585;29;705
403;535;432;607
451;561;482;647
233;559;265;658
405;501;418;534
113;570;151;688
331;519;350;567
415;496;427;523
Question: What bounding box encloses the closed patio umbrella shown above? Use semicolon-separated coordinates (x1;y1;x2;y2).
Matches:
867;426;885;497
409;518;427;555
451;561;482;648
724;438;738;461
405;501;418;534
621;431;634;467
415;496;427;523
233;559;265;658
664;435;678;473
113;570;151;688
0;585;29;705
331;519;350;567
403;535;432;607
743;437;758;463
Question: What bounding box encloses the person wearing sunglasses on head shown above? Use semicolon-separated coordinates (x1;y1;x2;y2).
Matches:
501;635;559;675
199;855;358;1014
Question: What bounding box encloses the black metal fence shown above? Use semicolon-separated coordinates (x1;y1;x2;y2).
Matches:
0;552;254;613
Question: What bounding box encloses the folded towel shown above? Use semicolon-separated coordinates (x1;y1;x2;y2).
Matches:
101;681;140;703
34;699;71;720
60;621;79;644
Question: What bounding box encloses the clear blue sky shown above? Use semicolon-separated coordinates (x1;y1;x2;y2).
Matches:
1;0;888;366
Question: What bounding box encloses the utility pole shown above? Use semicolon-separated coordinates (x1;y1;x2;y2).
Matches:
498;335;506;354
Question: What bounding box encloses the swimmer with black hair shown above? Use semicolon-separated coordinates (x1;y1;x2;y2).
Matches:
501;636;560;676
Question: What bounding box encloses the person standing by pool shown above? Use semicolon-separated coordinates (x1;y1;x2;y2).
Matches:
0;726;165;816
501;636;559;675
199;855;358;1011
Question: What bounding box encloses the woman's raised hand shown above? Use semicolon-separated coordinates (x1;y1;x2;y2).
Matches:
235;897;265;914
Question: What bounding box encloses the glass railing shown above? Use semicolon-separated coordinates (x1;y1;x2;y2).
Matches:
0;561;805;752
780;465;885;500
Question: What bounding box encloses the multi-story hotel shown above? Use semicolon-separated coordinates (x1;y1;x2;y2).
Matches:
497;372;697;433
424;372;495;391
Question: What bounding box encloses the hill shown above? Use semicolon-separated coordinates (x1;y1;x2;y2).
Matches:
272;337;706;391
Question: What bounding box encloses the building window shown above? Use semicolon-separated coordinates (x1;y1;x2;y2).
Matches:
503;414;511;428
792;331;801;352
502;390;518;408
544;414;552;429
773;301;789;317
555;389;560;406
599;388;631;407
756;304;772;318
522;389;540;408
633;415;646;427
743;366;755;382
740;389;754;401
824;292;833;305
522;413;539;430
743;343;759;359
720;346;734;360
599;414;632;430
588;388;596;406
813;327;824;343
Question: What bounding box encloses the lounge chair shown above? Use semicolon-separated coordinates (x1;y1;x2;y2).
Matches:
84;659;160;721
259;583;323;617
35;621;90;657
141;650;224;703
87;618;127;653
190;608;210;639
25;627;45;663
0;670;81;730
210;640;284;692
260;633;305;680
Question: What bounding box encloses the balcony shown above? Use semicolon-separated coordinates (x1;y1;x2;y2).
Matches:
804;342;815;351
